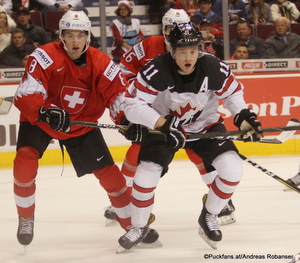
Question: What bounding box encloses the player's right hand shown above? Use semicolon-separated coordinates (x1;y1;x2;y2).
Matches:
120;123;149;143
39;104;70;132
160;115;186;151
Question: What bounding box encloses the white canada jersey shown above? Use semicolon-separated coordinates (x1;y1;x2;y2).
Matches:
125;53;248;134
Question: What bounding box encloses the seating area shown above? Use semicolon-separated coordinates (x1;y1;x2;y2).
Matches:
11;10;66;39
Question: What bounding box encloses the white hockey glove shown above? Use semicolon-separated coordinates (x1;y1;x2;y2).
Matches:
234;109;262;142
160;116;186;151
39;104;70;133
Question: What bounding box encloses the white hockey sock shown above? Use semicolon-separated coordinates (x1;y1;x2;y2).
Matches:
131;161;162;228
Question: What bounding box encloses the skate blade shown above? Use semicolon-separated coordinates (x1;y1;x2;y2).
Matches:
23;245;28;254
198;227;219;250
283;186;293;192
116;245;129;254
139;239;163;249
116;240;163;254
105;218;117;227
218;212;236;225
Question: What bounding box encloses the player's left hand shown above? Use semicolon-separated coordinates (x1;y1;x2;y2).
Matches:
234;109;262;142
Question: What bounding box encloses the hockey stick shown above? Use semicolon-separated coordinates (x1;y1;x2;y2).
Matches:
222;118;299;144
70;119;299;143
239;154;300;194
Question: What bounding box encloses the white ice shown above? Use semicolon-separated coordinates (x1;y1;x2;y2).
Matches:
1;155;299;263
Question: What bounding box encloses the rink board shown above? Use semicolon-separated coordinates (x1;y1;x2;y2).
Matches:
0;69;300;168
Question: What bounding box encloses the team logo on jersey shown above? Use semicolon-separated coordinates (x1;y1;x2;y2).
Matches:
104;61;119;81
60;86;90;114
170;101;202;126
31;48;53;69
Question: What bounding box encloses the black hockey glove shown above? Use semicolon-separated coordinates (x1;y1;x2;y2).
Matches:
234;109;262;142
39;104;70;133
121;123;149;143
160;116;186;151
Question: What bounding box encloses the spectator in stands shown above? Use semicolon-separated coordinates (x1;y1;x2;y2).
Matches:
160;0;176;16
230;42;249;59
199;19;224;59
0;5;16;29
11;0;44;13
0;0;12;14
265;16;300;58
230;19;266;58
16;7;51;47
270;0;300;23
40;0;85;13
191;0;223;37
147;0;164;24
0;11;11;52
246;0;274;25
175;0;200;17
214;0;248;25
0;28;35;67
110;0;144;63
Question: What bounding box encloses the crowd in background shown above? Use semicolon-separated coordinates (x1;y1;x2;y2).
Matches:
1;0;300;67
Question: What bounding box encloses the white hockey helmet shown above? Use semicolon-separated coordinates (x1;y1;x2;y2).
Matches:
162;8;190;36
59;10;91;54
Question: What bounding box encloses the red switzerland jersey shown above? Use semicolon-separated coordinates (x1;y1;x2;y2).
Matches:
14;42;127;140
120;36;166;83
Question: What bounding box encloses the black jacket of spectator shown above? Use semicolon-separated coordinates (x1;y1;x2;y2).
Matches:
0;43;35;67
17;20;51;46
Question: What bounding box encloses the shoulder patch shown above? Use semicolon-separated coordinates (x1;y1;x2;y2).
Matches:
133;42;145;60
104;61;120;81
31;48;53;69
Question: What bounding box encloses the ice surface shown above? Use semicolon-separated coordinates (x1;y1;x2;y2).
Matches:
1;155;299;263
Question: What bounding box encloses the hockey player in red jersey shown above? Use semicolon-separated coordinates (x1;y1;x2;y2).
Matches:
118;22;262;250
12;10;155;248
105;9;236;226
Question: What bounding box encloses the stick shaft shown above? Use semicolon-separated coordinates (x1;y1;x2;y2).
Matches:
239;154;300;194
70;120;300;141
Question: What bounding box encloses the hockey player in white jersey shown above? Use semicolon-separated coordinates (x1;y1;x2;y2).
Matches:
106;8;237;227
118;22;262;250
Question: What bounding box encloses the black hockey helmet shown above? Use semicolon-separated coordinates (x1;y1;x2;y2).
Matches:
166;22;202;48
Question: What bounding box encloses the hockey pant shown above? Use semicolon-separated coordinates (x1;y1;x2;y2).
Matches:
14;146;131;230
121;144;218;192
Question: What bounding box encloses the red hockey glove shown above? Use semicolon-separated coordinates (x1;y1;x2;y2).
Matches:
39;104;70;132
160;116;186;151
234;109;262;142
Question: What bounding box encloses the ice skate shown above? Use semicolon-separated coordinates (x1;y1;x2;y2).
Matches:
117;226;149;252
217;199;236;225
117;213;161;253
284;173;300;191
198;207;222;249
103;206;117;226
203;194;236;225
17;215;34;250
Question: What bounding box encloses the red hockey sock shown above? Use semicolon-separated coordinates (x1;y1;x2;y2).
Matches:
13;147;39;218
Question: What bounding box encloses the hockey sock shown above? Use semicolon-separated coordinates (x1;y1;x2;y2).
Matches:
13;147;39;218
94;164;131;230
206;151;242;215
131;161;162;228
121;142;140;190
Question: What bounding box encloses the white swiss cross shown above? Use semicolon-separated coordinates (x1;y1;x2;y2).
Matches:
64;91;84;108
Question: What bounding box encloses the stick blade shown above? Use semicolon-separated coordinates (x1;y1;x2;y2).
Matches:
275;118;299;143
